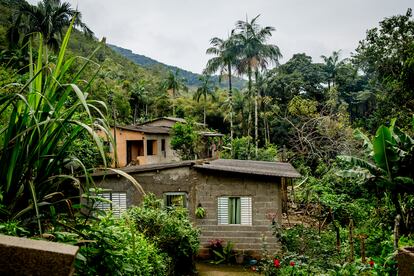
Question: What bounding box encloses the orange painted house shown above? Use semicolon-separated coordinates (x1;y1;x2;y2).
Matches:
102;117;222;168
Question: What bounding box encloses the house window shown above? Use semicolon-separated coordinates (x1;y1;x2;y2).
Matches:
95;191;127;218
127;140;144;164
147;139;157;155
164;192;187;208
217;196;252;225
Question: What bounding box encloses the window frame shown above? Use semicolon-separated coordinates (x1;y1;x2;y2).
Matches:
163;192;188;208
146;139;158;156
217;196;252;226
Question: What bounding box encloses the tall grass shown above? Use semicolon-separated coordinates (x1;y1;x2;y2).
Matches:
0;21;112;233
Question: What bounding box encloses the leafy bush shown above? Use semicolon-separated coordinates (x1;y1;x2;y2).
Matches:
0;220;29;236
127;194;200;275
279;224;348;270
170;121;200;160
74;215;167;276
210;240;235;264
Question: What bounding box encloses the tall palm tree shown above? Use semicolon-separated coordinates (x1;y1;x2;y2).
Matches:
234;15;282;157
194;74;216;125
130;80;149;124
9;0;92;52
205;34;239;143
164;69;187;117
321;50;342;90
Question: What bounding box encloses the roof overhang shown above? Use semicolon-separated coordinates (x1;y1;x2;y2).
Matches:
194;159;301;178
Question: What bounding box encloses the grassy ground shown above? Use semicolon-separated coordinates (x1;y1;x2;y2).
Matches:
196;262;257;276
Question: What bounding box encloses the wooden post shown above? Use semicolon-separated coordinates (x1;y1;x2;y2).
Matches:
330;209;341;253
349;219;354;262
358;234;368;263
394;215;401;251
335;224;341;254
281;177;288;214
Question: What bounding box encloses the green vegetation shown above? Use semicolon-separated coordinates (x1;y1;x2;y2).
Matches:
0;0;414;274
128;194;200;275
170;121;200;160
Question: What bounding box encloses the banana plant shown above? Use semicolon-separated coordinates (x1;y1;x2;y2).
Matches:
338;117;414;190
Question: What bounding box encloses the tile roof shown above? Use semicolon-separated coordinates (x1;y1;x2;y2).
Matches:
138;117;206;127
194;159;301;178
116;125;170;134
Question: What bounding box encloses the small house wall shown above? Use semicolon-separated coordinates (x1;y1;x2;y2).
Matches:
98;128;179;167
143;134;179;165
94;166;198;213
93;165;282;258
195;170;281;258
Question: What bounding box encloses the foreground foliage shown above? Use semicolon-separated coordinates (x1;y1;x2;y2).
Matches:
0;20;110;233
128;194;200;275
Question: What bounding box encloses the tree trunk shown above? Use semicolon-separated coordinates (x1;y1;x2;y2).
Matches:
254;70;259;158
203;95;206;125
113;105;119;168
254;93;258;158
133;103;137;125
247;67;253;159
172;87;177;117
349;219;354;262
228;63;233;156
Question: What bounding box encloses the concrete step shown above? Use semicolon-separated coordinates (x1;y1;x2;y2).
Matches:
200;236;278;245
200;230;274;238
198;225;273;232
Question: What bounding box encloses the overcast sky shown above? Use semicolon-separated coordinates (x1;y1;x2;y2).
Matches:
29;0;413;74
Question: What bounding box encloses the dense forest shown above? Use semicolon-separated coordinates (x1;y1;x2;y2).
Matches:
0;0;414;274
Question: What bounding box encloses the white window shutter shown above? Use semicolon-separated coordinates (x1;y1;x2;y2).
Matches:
217;197;229;225
111;192;127;217
97;192;111;211
240;197;252;225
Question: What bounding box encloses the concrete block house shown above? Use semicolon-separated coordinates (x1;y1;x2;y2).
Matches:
92;159;300;257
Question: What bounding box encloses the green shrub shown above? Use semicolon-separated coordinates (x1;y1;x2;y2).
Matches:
128;194;200;275
73;215;168;276
279;224;346;270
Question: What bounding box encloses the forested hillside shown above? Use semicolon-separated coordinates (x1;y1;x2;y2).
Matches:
109;44;245;89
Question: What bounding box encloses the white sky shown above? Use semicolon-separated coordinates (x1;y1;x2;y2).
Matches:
28;0;413;74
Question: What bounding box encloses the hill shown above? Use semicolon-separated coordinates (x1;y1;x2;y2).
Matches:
109;44;245;89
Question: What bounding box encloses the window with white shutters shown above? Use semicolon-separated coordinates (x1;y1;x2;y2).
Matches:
95;192;127;218
217;196;252;225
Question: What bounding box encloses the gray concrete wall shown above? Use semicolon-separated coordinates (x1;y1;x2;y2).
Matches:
195;170;281;258
94;165;281;258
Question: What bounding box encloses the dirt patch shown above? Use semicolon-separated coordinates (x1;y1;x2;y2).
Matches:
196;262;257;276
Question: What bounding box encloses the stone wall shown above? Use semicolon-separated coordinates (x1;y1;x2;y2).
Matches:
0;234;78;276
94;164;281;258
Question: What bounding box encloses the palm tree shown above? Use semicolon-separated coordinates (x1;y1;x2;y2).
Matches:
130;80;150;124
321;50;342;90
194;74;216;125
234;15;282;157
164;69;187;117
205;34;239;143
9;0;92;53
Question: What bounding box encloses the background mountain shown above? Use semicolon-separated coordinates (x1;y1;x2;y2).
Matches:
109;44;245;89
